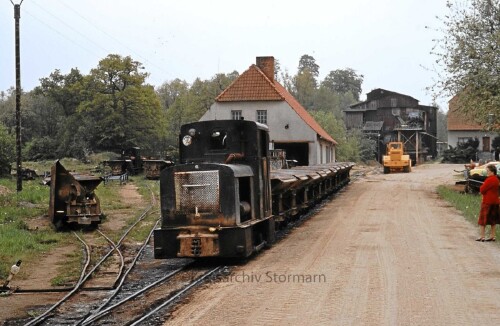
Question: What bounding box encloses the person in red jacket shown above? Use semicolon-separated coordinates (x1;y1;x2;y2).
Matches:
476;164;500;241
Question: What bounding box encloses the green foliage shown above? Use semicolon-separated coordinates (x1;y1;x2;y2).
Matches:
157;78;189;110
23;136;58;161
157;72;238;155
358;132;377;162
0;178;63;279
35;68;84;117
437;186;496;240
78;54;166;153
286;54;366;161
0;123;15;175
297;54;320;77
293;55;320;110
321;68;364;101
0;88;15;129
309;111;362;162
0;225;65;279
9;52;365;164
436;108;448;145
436;185;500;245
431;0;500;126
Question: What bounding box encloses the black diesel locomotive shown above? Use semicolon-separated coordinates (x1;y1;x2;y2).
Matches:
153;120;354;259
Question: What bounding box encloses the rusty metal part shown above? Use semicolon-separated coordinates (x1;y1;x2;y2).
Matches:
154;120;353;259
143;159;174;179
225;152;245;164
178;231;220;257
48;160;103;229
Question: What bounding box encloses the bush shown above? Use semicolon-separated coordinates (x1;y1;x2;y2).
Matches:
23;136;58;161
0;124;15;175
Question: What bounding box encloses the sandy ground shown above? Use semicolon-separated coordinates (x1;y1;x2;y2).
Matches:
166;163;500;326
0;183;144;322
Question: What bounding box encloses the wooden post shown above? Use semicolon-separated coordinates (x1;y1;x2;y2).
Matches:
13;1;23;192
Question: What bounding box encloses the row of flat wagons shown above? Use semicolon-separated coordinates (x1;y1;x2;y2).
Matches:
46;120;354;261
270;162;353;223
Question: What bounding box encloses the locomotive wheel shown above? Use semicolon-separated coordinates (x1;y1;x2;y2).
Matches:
383;167;390;174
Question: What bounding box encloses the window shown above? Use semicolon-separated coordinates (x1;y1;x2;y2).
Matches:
210;129;228;150
257;110;267;124
391;98;397;107
231;110;242;120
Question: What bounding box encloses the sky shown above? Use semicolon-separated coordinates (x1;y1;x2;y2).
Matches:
1;0;451;109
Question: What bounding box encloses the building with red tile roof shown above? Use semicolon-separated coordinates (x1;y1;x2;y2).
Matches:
447;95;498;155
200;56;337;165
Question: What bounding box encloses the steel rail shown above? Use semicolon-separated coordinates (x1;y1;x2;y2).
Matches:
24;184;158;326
79;219;161;325
129;266;224;326
97;229;125;288
24;232;93;326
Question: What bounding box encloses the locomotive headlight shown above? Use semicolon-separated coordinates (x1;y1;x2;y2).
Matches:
188;128;196;136
182;135;192;146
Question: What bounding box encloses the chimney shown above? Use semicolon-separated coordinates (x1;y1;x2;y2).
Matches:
256;56;274;82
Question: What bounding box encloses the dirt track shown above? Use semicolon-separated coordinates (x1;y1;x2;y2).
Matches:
166;163;500;325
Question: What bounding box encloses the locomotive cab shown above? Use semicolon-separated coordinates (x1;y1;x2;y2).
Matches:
154;120;275;258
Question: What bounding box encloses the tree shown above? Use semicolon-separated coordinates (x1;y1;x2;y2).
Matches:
0;123;15;175
0;88;15;132
432;0;500;126
294;55;320;110
162;72;239;154
35;68;84;117
79;54;165;154
297;54;320;77
436;108;448;144
156;78;189;110
309;110;361;162
321;68;364;101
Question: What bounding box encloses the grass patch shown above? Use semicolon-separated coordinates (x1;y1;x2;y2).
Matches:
0;177;59;279
0;161;160;284
437;185;499;240
95;182;125;210
0;226;68;280
127;178;161;242
50;249;82;286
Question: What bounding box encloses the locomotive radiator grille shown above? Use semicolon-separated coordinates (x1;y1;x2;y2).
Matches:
174;170;220;214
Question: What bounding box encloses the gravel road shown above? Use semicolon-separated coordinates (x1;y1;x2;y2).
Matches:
165;163;500;326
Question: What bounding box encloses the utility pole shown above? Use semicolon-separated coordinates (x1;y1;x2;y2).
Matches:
11;0;24;192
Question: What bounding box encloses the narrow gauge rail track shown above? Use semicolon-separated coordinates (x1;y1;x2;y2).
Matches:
21;186;159;326
81;264;224;325
82;189;354;325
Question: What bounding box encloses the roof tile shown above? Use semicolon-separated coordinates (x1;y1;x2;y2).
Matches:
215;64;336;144
447;96;482;131
216;65;283;101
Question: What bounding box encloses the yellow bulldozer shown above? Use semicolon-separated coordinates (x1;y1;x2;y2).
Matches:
383;142;411;174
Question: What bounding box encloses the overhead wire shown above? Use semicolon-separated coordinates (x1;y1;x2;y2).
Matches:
22;8;104;60
29;0;113;56
52;0;171;76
